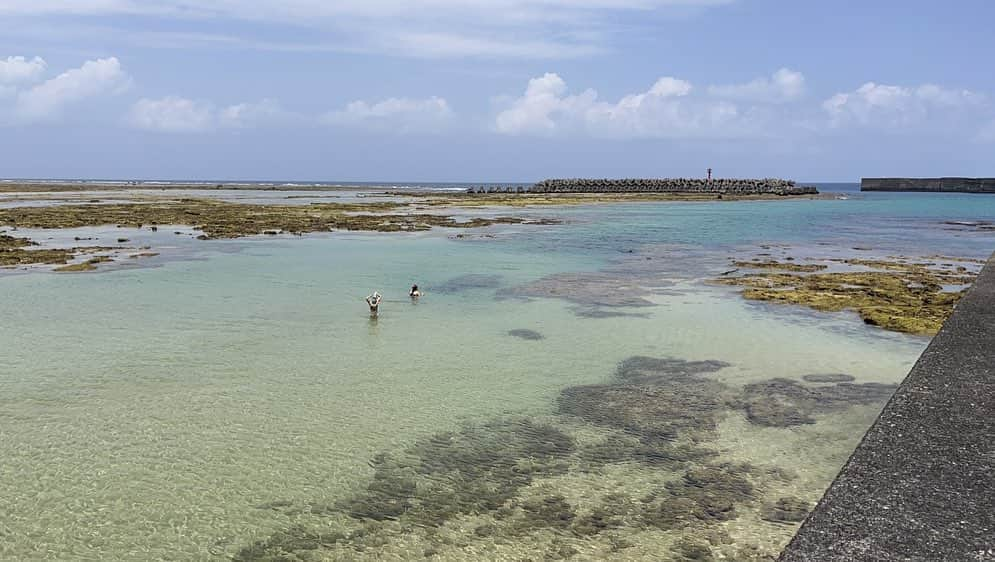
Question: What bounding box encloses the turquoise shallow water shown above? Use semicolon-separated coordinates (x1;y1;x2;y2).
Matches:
1;191;994;560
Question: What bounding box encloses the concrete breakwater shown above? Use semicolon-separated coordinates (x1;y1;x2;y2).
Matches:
779;252;995;561
862;177;995;193
466;178;818;195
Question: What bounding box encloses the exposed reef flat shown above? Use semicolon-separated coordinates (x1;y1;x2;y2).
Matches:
0;199;553;269
0;234;73;267
716;257;980;335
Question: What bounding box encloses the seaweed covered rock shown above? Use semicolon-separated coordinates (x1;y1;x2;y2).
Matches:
801;373;855;383
559;357;732;443
671;536;716;561
640;463;757;530
716;259;978;335
760;496;811;524
732;378;897;427
340;419;574;526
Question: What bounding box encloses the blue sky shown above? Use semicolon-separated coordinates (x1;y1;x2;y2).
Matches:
1;0;993;182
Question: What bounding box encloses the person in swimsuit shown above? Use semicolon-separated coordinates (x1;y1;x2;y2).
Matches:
366;292;382;317
409;284;421;299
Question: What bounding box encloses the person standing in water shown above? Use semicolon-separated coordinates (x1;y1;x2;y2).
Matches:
409;284;421;299
366;292;382;317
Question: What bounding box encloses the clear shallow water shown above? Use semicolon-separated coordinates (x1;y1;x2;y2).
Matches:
2;191;994;560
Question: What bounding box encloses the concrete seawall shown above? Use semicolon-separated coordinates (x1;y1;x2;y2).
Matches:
779;253;995;561
862;177;995;193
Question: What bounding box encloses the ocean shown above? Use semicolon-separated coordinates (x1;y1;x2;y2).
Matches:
1;187;993;560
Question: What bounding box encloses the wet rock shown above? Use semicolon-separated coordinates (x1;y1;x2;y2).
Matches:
433;273;503;294
802;373;855;383
716;259;977;335
508;329;544;340
760;496;811;524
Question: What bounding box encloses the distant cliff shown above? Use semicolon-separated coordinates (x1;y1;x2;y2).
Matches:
862;177;995;193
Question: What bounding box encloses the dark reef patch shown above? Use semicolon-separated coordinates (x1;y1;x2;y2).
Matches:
640;464;757;530
234;357;877;561
508;329;544;340
340;419;574;526
731;378;897;428
760;496;811;525
497;271;659;308
802;373;856;383
571;307;651;319
432;273;503;294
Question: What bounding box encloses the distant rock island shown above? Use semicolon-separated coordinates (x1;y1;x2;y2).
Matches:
862;177;995;193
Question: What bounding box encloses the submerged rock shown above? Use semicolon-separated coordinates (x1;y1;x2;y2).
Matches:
340;419;574;526
508;329;544;340
571;307;651;319
671;536;716;561
640;463;757;530
498;271;659;308
732;377;897;428
432;273;502;293
760;496;811;524
802;373;855;383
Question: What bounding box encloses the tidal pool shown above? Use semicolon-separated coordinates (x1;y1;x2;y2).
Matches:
2;192;993;560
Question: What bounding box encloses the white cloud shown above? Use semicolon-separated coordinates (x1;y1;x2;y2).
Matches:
823;81;986;128
0;1;735;59
128;96;292;132
128;96;215;132
495;72;767;139
323;96;454;133
707;68;804;102
218;98;289;128
11;57;130;121
0;56;47;84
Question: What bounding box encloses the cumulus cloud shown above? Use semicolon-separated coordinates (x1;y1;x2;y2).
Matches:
823;82;985;127
495;72;769;139
128;96;290;132
128;96;214;132
0;56;47;84
323;96;454;132
218;98;289;128
707;68;804;102
4;57;130;122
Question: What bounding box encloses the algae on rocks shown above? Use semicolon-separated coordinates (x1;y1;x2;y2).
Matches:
716;258;979;335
